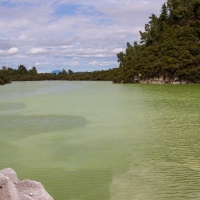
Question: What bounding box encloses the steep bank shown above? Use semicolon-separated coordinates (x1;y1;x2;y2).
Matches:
118;75;190;84
0;168;53;200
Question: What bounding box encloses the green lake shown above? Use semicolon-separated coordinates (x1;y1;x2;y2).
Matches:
0;81;200;200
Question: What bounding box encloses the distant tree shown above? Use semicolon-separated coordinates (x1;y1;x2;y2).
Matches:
32;67;37;74
29;66;37;74
62;68;67;74
18;65;27;74
68;69;73;75
2;66;7;71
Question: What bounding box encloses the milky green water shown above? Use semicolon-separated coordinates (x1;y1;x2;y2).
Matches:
0;81;200;200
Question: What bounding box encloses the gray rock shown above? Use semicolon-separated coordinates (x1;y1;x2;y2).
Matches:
0;168;54;200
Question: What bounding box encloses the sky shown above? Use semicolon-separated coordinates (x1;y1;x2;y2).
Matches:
0;0;166;73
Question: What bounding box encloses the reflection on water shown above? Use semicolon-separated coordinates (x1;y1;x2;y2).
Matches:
0;82;200;200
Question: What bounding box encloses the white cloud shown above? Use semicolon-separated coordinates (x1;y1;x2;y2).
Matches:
7;47;19;55
112;48;125;53
70;62;80;66
89;61;98;65
35;62;49;66
89;61;117;66
100;61;117;66
0;50;5;55
19;34;27;40
0;0;166;72
26;48;47;54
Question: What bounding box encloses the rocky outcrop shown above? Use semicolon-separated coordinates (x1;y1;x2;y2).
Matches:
132;74;188;84
0;168;54;200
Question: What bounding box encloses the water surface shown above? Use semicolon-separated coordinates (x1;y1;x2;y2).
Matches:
0;81;200;200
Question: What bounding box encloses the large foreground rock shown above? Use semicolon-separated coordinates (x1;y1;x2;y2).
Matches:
0;168;54;200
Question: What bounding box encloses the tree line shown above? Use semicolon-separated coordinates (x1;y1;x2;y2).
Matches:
0;65;119;85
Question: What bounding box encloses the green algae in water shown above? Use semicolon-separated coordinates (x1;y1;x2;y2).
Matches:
1;81;200;200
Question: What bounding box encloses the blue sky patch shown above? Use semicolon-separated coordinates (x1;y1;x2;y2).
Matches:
81;6;105;17
53;4;81;16
0;1;36;8
0;1;15;8
97;19;114;26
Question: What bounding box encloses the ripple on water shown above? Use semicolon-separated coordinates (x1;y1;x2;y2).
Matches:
0;103;26;111
1;82;200;200
0;114;87;138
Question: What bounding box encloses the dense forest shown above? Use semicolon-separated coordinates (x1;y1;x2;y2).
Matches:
115;0;200;83
1;0;200;85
